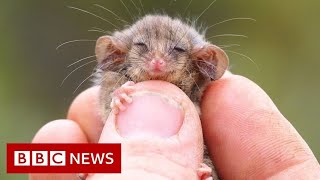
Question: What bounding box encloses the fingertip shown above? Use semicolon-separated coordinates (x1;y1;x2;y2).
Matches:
67;86;104;143
67;86;100;121
31;120;84;180
32;119;88;143
203;75;278;124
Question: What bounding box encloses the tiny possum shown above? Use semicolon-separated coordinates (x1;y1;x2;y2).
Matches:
94;15;229;179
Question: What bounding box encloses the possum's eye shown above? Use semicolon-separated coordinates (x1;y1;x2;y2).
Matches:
133;42;148;52
134;42;147;47
173;46;186;53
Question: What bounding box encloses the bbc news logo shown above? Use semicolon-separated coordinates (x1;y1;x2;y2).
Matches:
7;144;121;173
14;151;66;166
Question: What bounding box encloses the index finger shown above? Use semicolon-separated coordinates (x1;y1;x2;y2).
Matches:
67;86;103;143
201;75;320;179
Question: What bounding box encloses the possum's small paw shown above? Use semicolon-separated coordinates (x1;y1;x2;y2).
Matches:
77;173;87;180
197;163;213;180
110;81;135;114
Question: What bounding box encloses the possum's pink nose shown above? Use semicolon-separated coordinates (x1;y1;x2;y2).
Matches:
150;58;166;71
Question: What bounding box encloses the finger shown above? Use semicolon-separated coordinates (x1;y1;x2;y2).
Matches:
67;86;103;143
122;86;135;94
114;98;126;111
120;93;133;104
89;81;204;179
30;119;87;180
32;119;88;143
201;75;320;179
124;81;135;86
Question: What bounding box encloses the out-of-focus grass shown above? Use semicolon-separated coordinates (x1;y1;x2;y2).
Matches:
1;0;319;179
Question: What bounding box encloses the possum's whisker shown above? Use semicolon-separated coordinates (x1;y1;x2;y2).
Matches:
88;27;107;33
224;50;260;71
67;6;119;29
127;58;143;62
138;0;146;15
135;69;142;80
207;17;256;30
183;0;193;15
98;60;123;71
138;68;149;81
126;62;144;66
129;0;141;15
218;44;241;48
61;60;96;87
126;60;145;65
195;0;217;22
97;66;127;85
119;0;134;21
67;55;96;68
169;0;178;6
207;34;248;39
116;66;127;74
73;72;97;94
56;39;96;50
88;29;106;33
91;27;106;31
112;74;126;90
93;4;129;24
184;67;200;92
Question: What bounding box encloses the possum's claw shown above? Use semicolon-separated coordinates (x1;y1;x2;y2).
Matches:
197;163;213;180
110;81;135;114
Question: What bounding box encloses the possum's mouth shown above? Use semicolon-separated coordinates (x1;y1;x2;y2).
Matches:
148;70;166;77
142;69;180;83
146;71;172;81
136;67;173;81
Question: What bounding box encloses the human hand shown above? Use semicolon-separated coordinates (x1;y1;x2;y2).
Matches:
30;74;320;180
31;80;205;180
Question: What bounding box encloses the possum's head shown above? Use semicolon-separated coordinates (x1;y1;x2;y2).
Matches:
95;15;228;82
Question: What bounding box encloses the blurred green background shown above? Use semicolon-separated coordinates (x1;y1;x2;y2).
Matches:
1;0;319;179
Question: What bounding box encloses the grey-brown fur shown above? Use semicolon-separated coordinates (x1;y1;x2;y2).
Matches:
94;14;229;179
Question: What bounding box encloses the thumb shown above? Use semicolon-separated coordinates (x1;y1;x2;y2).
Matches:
91;81;204;179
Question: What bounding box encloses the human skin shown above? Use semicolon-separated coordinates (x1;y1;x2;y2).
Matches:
30;74;320;180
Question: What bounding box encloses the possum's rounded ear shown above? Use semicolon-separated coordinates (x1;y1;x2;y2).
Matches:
95;35;127;64
192;44;229;80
